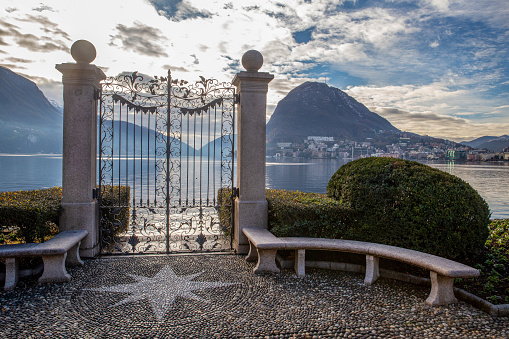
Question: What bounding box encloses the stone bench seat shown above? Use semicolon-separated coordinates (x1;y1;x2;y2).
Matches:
0;230;88;290
242;228;479;306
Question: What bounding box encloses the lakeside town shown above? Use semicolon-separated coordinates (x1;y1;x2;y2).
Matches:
268;135;509;161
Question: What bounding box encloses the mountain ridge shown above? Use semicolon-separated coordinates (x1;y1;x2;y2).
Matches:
0;66;62;125
266;82;400;144
460;135;509;152
0;66;63;153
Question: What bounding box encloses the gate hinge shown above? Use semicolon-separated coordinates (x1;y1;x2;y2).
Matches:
233;187;240;198
94;88;101;100
234;94;240;104
92;188;99;199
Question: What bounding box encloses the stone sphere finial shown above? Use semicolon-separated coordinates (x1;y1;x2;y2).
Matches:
71;40;96;64
241;50;263;72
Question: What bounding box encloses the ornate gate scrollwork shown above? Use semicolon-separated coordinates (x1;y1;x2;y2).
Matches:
98;71;236;254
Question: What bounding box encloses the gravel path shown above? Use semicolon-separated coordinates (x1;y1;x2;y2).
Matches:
1;254;507;338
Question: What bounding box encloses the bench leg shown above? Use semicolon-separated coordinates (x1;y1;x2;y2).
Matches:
426;271;457;306
364;255;380;285
294;249;305;277
39;253;71;283
4;258;19;291
253;249;280;274
65;241;84;267
245;241;258;262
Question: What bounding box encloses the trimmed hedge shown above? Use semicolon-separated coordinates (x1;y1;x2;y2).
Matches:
326;157;491;261
0;187;62;243
217;188;234;237
215;189;354;239
0;186;131;245
267;189;354;238
99;185;131;244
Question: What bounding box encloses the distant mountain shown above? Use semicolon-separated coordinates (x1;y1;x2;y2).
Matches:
100;120;195;156
198;135;235;158
266;82;400;143
460;136;499;148
0;66;63;153
477;136;509;152
49;99;63;113
461;135;509;152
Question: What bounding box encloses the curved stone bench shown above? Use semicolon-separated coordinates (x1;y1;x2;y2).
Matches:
0;230;88;290
242;228;479;306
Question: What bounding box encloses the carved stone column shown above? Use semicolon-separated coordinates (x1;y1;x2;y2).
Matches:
232;50;274;254
56;40;106;257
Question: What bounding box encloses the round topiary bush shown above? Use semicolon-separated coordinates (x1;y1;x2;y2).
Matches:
326;157;490;262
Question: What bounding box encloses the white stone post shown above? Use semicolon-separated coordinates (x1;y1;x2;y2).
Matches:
232;50;274;254
56;40;106;257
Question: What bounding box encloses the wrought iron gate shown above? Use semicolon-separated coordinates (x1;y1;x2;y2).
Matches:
98;71;236;254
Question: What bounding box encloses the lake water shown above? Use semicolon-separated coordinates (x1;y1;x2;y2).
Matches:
0;154;507;219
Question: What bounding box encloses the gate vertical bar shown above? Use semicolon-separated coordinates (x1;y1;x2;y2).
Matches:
231;89;236;248
98;87;104;253
166;70;171;254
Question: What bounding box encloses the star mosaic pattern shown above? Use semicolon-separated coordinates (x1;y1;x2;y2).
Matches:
85;265;237;321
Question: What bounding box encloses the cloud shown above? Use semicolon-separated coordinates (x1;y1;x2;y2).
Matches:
345;82;475;117
16;15;70;41
14;31;67;52
110;21;169;57
372;107;509;141
32;4;55;12
0;16;68;52
423;0;450;12
3;57;34;63
448;0;509;30
190;54;199;65
0;20;20;30
148;0;212;21
0;63;26;70
5;7;18;13
342;79;509;140
162;65;190;73
197;44;209;52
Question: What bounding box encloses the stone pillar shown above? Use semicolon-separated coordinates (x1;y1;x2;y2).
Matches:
56;40;106;257
232;50;274;254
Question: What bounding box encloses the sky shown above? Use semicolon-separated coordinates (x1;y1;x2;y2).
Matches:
0;0;508;142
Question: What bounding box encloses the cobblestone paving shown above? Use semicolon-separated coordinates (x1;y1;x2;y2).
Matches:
0;254;507;338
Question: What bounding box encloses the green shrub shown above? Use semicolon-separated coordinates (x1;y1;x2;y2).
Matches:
0;187;62;243
326;157;491;261
457;219;509;305
217;188;234;237
486;219;509;251
266;189;354;238
99;185;131;245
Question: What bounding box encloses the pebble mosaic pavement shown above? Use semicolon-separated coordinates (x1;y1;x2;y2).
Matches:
0;254;508;338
